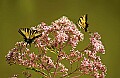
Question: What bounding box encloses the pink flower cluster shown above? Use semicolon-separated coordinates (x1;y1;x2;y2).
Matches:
6;42;55;70
6;16;107;78
51;16;84;47
79;32;107;78
80;57;106;78
66;49;83;64
90;32;105;54
31;16;84;49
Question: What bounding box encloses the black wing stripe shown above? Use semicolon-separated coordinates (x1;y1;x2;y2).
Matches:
18;29;26;38
18;28;42;45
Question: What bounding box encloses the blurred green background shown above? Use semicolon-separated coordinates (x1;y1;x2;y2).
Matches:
0;0;120;78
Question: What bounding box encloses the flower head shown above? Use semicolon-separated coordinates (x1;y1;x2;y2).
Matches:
90;32;105;54
51;16;84;48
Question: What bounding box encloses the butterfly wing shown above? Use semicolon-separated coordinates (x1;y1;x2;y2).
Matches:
84;14;89;32
18;28;42;44
29;30;42;40
18;28;30;39
77;14;89;32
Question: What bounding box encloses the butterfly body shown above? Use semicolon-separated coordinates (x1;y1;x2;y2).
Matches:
77;14;89;32
18;28;42;45
24;37;34;44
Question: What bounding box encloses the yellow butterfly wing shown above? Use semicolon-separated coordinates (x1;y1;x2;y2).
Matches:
18;28;30;39
29;30;42;39
77;14;89;32
18;28;42;44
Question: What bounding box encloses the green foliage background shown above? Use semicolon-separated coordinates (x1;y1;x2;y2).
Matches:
0;0;119;78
